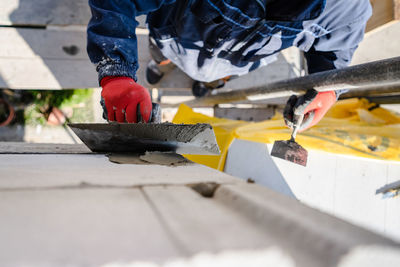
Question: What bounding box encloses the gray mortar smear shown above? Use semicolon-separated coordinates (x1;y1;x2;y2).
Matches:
107;152;192;166
68;122;220;155
139;151;192;166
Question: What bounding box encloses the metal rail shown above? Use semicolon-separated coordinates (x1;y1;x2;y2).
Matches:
339;83;400;99
183;57;400;107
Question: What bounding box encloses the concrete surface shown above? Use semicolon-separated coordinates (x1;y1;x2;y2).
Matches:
352;21;400;65
0;153;240;189
0;188;181;266
1;142;400;266
224;139;400;242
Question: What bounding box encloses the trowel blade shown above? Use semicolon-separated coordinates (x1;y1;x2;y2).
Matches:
68;123;220;155
271;140;308;167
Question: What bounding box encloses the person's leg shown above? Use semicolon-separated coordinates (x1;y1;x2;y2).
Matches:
146;36;175;84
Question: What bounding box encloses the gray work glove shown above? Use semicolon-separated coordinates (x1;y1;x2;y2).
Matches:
283;89;337;131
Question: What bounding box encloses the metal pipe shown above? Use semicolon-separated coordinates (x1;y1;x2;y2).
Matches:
339;83;400;99
183;57;400;107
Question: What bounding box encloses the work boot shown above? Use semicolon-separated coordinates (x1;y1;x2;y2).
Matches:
146;59;174;85
191;76;232;98
191;81;210;98
146;35;175;85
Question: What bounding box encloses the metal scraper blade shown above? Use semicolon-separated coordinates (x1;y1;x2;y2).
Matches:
271;140;308;167
68;123;220;155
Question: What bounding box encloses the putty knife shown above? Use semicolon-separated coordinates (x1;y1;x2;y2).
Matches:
271;114;308;166
68;123;220;155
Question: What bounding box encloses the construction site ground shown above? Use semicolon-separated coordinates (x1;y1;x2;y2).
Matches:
1;1;400;266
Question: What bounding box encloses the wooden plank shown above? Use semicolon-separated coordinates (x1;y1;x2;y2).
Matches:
0;58;98;89
0;0;90;26
0;0;147;27
367;0;394;32
0;27;97;89
0;25;296;90
0;27;151;89
0;27;87;59
0;27;185;89
0;27;150;61
0;188;182;265
0;154;240;189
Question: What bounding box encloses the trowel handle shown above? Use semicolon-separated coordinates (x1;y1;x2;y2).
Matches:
137;103;161;123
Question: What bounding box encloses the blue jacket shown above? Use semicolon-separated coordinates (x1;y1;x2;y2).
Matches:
87;0;372;84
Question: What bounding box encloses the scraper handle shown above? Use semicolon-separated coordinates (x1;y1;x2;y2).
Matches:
290;114;304;142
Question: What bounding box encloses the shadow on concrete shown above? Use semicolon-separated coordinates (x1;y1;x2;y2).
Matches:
224;139;296;198
7;1;301;94
8;0;90;26
6;0;97;89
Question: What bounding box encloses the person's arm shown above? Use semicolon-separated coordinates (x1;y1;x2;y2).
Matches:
87;0;172;123
284;2;372;131
87;0;169;82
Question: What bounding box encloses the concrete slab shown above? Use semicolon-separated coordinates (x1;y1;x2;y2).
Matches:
224;140;295;198
0;154;240;189
224;139;400;241
215;184;399;265
333;157;388;234
385;164;400;239
0;146;399;266
143;186;275;254
0;188;182;266
145;183;400;267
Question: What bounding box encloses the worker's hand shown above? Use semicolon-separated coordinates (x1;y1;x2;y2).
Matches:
283;89;336;132
100;76;152;123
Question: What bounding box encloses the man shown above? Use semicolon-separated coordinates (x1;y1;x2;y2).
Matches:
87;0;371;131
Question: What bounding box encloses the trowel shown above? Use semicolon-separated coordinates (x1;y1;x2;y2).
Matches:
68;104;220;155
271;114;308;166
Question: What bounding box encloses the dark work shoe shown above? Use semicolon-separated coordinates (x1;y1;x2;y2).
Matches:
146;60;164;85
146;59;175;85
192;81;211;98
191;79;229;98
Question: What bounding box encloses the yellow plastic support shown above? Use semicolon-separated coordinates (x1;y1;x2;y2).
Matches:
173;98;400;171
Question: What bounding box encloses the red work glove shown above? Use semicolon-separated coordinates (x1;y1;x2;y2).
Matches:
283;89;336;132
100;76;152;123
